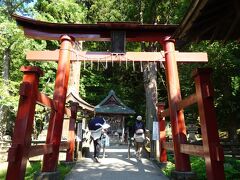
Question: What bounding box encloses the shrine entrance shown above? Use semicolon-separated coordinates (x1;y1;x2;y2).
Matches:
95;90;135;144
6;14;224;180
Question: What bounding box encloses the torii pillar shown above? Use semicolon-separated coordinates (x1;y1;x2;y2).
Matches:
41;35;74;174
161;37;192;176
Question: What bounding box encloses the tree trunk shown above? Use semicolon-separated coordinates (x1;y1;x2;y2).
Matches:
0;105;5;139
143;62;158;158
3;47;11;81
143;62;158;130
68;41;82;95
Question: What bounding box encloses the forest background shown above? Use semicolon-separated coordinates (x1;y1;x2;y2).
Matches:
0;0;240;144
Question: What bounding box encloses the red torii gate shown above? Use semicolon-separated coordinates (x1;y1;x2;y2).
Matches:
6;14;224;180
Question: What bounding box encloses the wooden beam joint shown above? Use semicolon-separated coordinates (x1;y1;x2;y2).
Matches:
28;144;53;157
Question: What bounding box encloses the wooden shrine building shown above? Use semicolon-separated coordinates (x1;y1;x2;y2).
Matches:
95;90;135;142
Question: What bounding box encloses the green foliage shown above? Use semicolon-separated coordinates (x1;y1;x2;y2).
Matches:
0;79;19;110
0;169;6;179
0;0;48;139
161;154;175;176
231;76;240;96
140;0;190;24
0;78;19;136
34;0;87;23
84;0;190;24
188;41;240;135
0;20;25;74
32;61;57;96
33;105;51;138
79;64;145;114
163;155;240;179
190;157;206;179
58;162;75;180
25;161;42;180
0;0;33;17
86;0;127;22
0;161;73;179
25;161;73;179
224;158;240;180
161;161;175;176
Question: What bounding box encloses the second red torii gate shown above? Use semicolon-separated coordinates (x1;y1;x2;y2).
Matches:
7;14;224;180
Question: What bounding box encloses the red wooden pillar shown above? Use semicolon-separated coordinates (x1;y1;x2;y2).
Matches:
193;68;225;180
6;66;43;180
66;102;78;162
162;37;191;171
42;35;74;172
157;103;167;162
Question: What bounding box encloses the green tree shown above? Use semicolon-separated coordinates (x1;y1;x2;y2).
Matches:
33;0;86;23
188;41;240;141
0;0;46;138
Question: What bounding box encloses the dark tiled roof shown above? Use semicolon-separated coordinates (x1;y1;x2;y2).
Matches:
95;90;135;115
66;91;94;112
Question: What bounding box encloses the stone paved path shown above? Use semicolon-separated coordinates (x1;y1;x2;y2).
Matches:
65;144;168;180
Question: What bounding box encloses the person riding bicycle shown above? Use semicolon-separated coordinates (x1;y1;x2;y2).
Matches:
133;115;145;159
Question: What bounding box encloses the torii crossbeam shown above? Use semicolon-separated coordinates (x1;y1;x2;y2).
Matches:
26;50;208;62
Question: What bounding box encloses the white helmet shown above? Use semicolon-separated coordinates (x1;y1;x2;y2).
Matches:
136;115;142;121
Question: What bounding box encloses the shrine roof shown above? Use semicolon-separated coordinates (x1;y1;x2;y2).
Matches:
95;90;135;115
174;0;240;42
66;91;94;112
12;14;178;42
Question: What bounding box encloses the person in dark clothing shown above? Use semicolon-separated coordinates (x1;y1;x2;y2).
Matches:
90;122;110;163
92;128;109;163
133;115;145;133
93;138;101;162
133;115;145;159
